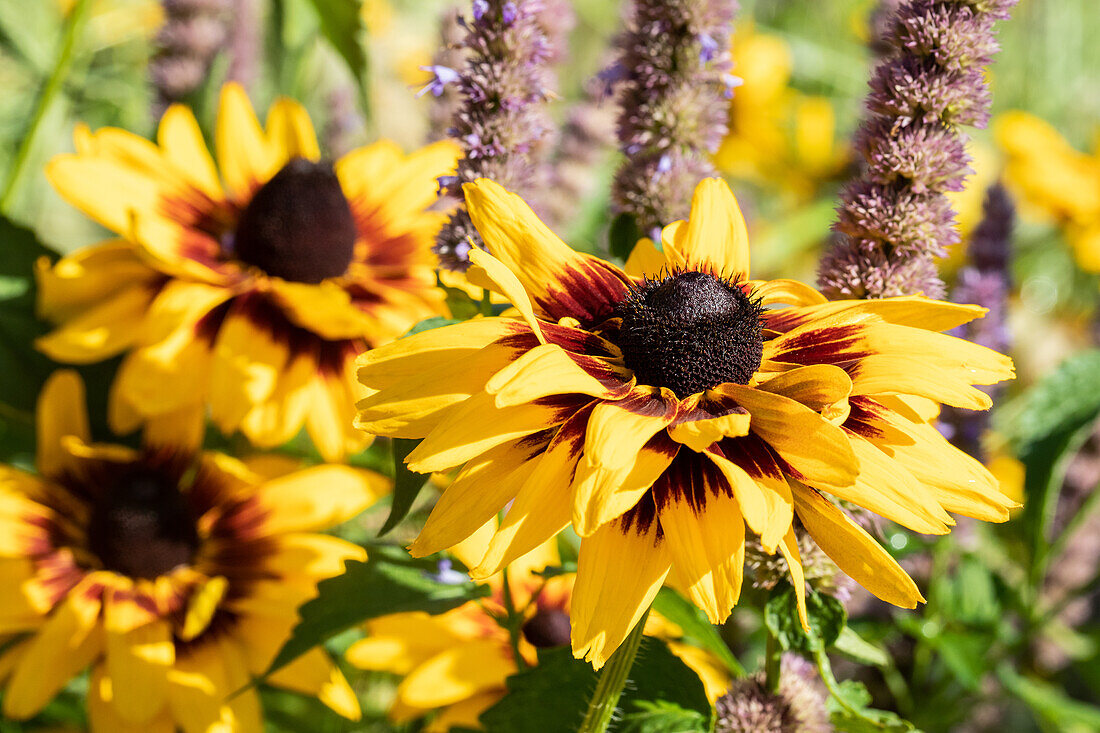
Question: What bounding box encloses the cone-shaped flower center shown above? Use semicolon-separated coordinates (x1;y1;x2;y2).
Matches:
234;158;358;283
614;271;764;397
88;468;200;580
521;607;572;648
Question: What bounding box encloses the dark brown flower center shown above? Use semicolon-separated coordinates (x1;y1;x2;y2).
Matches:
613;271;764;398
87;468;199;580
521;607;572;648
233;158;357;283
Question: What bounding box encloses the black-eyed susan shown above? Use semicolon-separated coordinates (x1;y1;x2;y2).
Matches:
38;82;460;460
0;371;387;730
356;176;1017;668
345;540;729;730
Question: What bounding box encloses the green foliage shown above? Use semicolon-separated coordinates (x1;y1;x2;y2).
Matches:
765;586;847;653
608;212;642;261
479;638;711;733
827;679;919;733
300;0;370;108
999;668;1100;733
403;315;462;336
377;438;429;536
652;587;745;676
263;546;488;679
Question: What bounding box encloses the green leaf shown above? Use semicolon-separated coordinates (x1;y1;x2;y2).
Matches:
999;667;1100;733
818;659;919;732
652;586;745;676
480;638;711;733
403;315;461;336
608;212;642;261
377;438;429;536
441;283;481;321
833;626;889;667
765;586;847;653
262;546;487;679
618;700;708;733
301;0;370;110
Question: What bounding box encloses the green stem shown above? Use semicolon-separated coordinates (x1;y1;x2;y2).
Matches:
764;626;782;694
500;568;528;671
0;0;91;214
578;606;651;733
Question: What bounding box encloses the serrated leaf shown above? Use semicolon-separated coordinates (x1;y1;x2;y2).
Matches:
765;586;847;652
479;638;711;733
262;546;487;679
608;212;642;261
619;700;707;733
833;626;889;667
652;586;745;676
377;438;429;536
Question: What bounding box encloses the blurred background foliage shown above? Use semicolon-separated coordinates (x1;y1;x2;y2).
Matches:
1;0;1100;731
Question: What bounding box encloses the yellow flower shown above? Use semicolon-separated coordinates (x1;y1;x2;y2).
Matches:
715;28;847;199
356;176;1017;669
37;83;460;460
995;110;1100;273
346;542;729;730
0;371;388;730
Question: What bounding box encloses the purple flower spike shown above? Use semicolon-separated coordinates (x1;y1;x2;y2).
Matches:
818;0;1017;300
610;0;739;235
432;0;571;271
416;64;461;98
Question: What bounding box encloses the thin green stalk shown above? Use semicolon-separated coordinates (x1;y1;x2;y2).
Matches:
578;606;651;733
764;626;782;694
500;568;528;671
0;0;91;213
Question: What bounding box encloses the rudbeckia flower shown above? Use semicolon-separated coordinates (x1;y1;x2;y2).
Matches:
356;177;1016;668
0;371;387;730
346;541;729;731
38;83;460;460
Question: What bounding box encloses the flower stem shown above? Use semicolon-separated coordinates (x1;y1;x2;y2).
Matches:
764;626;782;694
500;567;528;670
0;0;90;214
578;606;651;733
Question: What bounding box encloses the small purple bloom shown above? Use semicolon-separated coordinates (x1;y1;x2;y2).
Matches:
502;1;517;25
416;64;460;98
425;558;469;585
436;174;459;195
698;32;719;62
471;0;489;21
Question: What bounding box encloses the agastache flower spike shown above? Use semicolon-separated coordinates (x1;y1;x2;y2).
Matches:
151;0;229;116
433;0;561;271
610;0;738;236
941;183;1014;456
818;0;1017;299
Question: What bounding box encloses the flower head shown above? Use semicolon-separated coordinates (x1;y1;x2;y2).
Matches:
37;83;460;460
0;371;387;728
714;654;829;733
356;177;1016;668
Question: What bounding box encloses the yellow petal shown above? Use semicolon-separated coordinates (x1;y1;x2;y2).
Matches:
239;351;315;448
405;390;582;473
777;527;809;631
668;395;751;451
660;477;746;624
466;247;545;343
259;533;367;581
215;82;277;201
36;370;91;478
486;342;630;407
89;665;174;733
571;519;672;669
470;407;589;579
750;278;827;308
167;636;262;733
36;240;158;323
464;178;630;322
256;465;389;534
624;238;669;279
3;589;104;719
105;619;174;723
36;284;157;363
347;611;465;674
667;178;750;280
825;431;954;534
716;383;858;489
793;485;924;608
157;104;223;200
265;97;321;163
307;366;370;462
849;354;995;410
208;308;289;434
705;443;792;553
143;403;206;453
410;437;543;558
396;639;514;708
268;647;361;720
